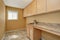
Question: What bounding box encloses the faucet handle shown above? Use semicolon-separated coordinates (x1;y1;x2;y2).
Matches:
33;20;38;24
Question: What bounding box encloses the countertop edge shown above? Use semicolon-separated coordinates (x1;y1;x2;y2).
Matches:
34;25;60;36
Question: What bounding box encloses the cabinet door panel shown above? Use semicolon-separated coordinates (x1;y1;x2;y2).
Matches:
24;8;28;17
30;26;42;40
30;25;34;40
27;3;32;16
47;0;60;12
26;25;30;37
37;0;47;14
28;0;36;16
31;0;36;15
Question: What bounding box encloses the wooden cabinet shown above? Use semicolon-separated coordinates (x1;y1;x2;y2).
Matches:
26;24;34;38
26;24;34;39
27;24;41;40
37;0;47;14
23;7;28;17
24;0;36;17
26;24;30;38
24;0;60;17
33;29;42;40
29;24;34;40
24;0;47;17
25;3;32;16
31;0;36;15
47;0;60;12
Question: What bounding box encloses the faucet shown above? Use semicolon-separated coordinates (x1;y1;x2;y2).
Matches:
33;20;38;24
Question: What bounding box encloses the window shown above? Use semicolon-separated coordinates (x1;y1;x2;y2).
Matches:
8;10;18;20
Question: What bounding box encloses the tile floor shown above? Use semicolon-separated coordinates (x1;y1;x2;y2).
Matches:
3;30;29;40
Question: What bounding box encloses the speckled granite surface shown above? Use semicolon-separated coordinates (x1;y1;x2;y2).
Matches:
4;30;29;40
34;22;60;36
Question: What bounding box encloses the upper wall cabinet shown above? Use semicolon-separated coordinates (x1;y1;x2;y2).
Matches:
37;0;47;14
24;0;60;17
30;0;36;15
24;0;36;17
24;0;47;17
47;0;60;12
24;7;28;17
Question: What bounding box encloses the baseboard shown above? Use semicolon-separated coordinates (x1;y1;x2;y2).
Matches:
5;28;26;33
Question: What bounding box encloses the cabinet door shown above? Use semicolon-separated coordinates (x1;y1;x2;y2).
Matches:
37;0;47;14
26;25;30;38
26;24;34;38
31;0;36;15
24;0;36;17
27;0;36;16
30;25;42;40
47;0;60;12
29;25;34;40
24;7;28;17
26;3;32;16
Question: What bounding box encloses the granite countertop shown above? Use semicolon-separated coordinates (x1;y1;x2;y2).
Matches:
34;22;60;36
28;22;60;36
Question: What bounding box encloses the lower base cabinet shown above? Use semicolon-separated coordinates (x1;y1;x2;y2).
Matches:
33;28;42;40
27;24;42;40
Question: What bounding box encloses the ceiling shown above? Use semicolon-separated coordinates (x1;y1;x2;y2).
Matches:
3;0;32;9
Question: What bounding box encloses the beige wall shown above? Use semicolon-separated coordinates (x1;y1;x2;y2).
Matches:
26;11;60;40
26;11;60;24
6;6;26;31
0;0;5;40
